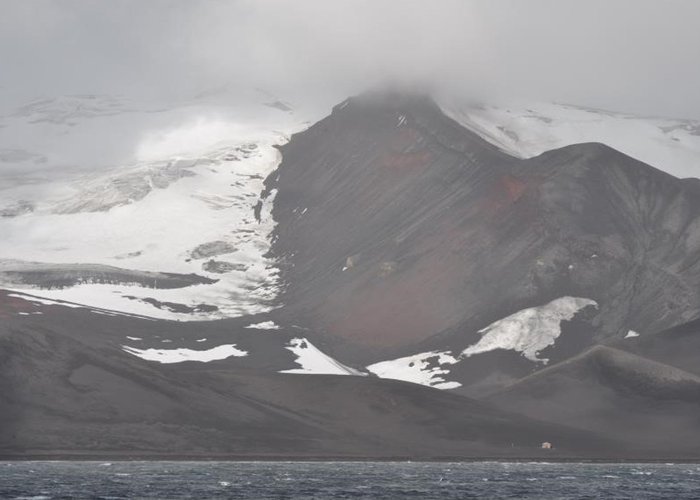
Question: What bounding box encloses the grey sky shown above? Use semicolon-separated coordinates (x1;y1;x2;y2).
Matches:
1;0;700;117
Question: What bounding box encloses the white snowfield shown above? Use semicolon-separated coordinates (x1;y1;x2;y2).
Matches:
367;297;597;390
439;99;700;179
6;292;84;309
244;321;281;330
367;351;461;390
280;337;366;376
0;90;323;320
462;297;597;363
122;343;248;364
119;335;365;373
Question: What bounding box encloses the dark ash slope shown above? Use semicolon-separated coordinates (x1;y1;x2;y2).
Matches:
0;260;215;289
265;92;700;394
0;291;617;459
488;344;700;455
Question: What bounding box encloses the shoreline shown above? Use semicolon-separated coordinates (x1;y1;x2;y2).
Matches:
2;453;700;464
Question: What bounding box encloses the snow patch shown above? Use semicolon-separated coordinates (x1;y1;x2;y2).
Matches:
122;343;247;363
244;320;280;330
367;351;461;390
461;297;597;363
625;330;640;339
280;337;364;376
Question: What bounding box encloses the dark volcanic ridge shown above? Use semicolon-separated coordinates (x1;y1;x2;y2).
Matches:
264;91;700;386
0;259;215;289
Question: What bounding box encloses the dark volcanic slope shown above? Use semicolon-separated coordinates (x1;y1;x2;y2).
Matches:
0;290;335;375
620;318;700;377
266;92;700;374
0;292;616;459
267;93;517;352
488;345;700;455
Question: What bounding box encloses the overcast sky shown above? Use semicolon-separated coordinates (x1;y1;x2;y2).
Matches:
1;0;700;117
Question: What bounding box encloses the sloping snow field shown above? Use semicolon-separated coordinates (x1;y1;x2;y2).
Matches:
439;99;700;179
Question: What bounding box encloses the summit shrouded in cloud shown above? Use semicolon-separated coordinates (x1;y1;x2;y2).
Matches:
1;0;700;118
1;0;699;182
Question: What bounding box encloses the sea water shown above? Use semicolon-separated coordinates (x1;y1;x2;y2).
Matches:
1;461;699;499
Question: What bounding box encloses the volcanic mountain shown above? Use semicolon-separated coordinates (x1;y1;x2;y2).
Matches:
2;90;700;458
266;91;700;395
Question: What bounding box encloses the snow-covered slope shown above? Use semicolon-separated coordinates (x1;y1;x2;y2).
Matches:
114;324;364;374
0;90;322;320
122;343;248;363
439;99;700;179
462;297;598;364
0;141;283;319
367;297;596;390
281;338;365;376
367;351;461;390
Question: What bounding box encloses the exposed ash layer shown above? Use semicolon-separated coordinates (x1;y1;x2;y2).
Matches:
202;260;247;273
0;260;216;289
188;241;237;260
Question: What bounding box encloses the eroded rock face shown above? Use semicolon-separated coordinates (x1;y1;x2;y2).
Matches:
0;260;215;289
189;241;236;260
53;163;196;214
202;260;246;274
0;200;34;218
266;92;700;366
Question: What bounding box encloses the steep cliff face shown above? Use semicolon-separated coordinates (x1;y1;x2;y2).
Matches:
266;92;700;386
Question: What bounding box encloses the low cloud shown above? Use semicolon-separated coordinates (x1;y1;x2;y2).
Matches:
1;1;699;118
